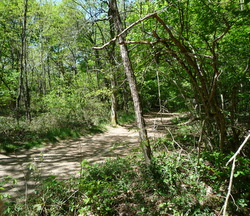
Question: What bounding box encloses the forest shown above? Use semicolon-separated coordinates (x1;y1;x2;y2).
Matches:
0;0;250;215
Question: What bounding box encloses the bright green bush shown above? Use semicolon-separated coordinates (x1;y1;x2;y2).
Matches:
0;91;108;153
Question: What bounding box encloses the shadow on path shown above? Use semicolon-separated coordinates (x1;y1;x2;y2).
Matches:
0;112;179;199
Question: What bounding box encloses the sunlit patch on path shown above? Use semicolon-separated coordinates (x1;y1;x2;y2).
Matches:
0;112;180;199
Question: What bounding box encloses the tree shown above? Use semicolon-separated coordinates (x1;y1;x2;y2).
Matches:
0;0;24;115
144;0;250;152
108;0;152;163
15;0;31;121
93;0;249;153
107;4;119;126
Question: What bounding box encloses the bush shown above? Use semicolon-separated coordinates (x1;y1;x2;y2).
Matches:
0;97;108;153
147;152;211;214
4;176;81;216
117;111;135;125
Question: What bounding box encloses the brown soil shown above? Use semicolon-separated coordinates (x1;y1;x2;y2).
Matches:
0;112;180;199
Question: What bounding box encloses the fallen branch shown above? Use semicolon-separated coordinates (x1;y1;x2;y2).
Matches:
222;133;250;216
197;119;206;166
226;133;250;166
179;117;201;125
166;128;188;153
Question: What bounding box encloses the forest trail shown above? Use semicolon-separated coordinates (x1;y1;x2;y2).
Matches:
0;112;180;199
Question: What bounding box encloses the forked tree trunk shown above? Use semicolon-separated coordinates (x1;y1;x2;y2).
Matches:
109;0;152;163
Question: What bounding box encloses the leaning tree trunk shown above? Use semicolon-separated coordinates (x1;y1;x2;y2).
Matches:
109;0;152;164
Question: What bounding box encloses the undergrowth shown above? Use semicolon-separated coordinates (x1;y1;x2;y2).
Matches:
117;111;135;125
3;149;249;216
1;111;249;215
0;112;105;153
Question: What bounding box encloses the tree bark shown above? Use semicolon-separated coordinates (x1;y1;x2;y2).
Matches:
110;75;118;126
16;0;31;122
109;0;152;163
108;5;118;127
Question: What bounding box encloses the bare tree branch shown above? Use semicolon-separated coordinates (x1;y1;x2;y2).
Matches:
226;133;250;166
213;18;231;44
187;52;213;59
93;13;157;50
93;38;117;50
222;133;250;216
208;19;231;104
120;40;158;45
222;155;236;216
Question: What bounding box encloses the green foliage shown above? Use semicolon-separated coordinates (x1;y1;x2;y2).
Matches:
1;0;249;153
117;111;135;125
79;158;137;215
1;0;250;215
0;176;17;200
42;88;109;127
152;135;183;152
5;176;81;216
0;109;105;153
199;151;250;215
6;153;245;215
148;152;209;214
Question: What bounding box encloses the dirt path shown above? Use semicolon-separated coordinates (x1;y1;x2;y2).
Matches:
0;112;179;199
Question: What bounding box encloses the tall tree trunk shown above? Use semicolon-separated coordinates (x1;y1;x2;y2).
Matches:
109;0;152;164
40;32;46;95
122;83;129;113
16;0;31;122
23;0;31;121
108;5;118;126
110;74;118;126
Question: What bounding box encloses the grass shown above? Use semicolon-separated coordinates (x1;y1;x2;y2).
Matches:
0;115;105;153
